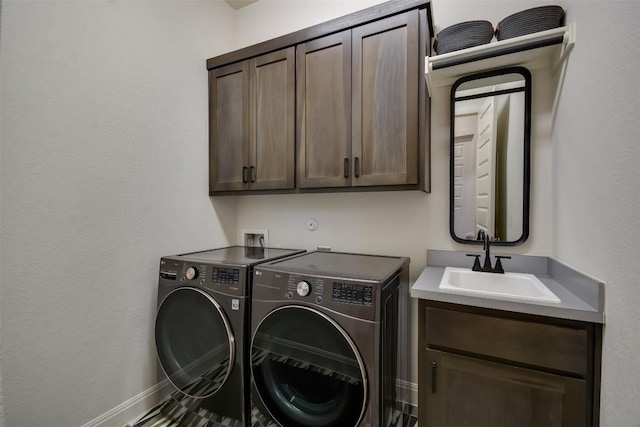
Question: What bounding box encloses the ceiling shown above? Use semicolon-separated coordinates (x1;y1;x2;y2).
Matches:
224;0;259;10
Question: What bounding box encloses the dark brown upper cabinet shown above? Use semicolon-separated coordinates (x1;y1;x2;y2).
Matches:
297;11;421;189
296;31;352;188
209;48;295;192
352;11;419;187
208;0;433;195
209;61;249;192
249;48;295;190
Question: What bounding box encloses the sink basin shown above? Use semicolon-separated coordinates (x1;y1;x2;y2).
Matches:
439;267;561;303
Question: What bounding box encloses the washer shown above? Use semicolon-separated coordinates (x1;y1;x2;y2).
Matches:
155;246;305;426
249;251;410;427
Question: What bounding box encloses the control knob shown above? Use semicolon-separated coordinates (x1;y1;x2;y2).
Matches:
185;267;199;280
296;281;311;297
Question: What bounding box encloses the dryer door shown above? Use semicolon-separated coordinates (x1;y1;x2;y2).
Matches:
251;305;367;427
155;287;234;398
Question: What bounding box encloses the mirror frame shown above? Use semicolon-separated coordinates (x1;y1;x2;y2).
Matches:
449;66;532;246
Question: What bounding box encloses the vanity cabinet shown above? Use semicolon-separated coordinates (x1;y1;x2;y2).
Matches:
209;48;295;192
296;11;420;188
208;0;432;195
418;300;601;427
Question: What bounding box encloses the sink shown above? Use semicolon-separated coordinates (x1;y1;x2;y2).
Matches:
439;267;561;303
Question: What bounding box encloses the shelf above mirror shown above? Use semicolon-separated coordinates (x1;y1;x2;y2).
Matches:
425;23;575;96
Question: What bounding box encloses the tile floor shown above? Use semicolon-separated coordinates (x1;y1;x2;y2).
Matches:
128;390;418;427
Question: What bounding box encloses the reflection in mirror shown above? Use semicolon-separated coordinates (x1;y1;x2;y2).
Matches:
450;67;531;246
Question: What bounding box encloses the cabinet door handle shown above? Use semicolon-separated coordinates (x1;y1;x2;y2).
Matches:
250;166;256;183
431;361;437;393
344;158;349;178
354;157;360;178
242;167;248;183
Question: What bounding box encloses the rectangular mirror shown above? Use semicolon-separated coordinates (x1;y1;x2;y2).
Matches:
450;67;531;246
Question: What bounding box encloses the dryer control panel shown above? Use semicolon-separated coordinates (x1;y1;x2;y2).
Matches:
253;270;379;321
332;282;373;306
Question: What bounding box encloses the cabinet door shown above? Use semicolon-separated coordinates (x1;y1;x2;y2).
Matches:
249;47;295;190
352;10;419;186
425;349;587;427
296;30;352;188
209;61;250;192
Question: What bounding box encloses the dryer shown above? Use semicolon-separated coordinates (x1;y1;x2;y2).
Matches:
155;246;305;426
249;251;410;427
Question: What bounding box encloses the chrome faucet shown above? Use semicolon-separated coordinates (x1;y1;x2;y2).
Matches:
467;234;511;274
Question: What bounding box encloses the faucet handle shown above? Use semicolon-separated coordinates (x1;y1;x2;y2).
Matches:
466;254;482;271
493;255;511;274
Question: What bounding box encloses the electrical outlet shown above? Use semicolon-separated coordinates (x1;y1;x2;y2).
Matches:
240;229;269;247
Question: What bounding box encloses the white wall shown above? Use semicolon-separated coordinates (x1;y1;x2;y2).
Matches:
232;0;387;49
0;0;4;421
553;2;640;425
0;0;5;422
0;1;237;425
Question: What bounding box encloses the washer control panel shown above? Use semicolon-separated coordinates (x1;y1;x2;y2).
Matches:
212;267;240;285
286;275;324;300
181;264;208;285
296;281;311;297
185;267;199;280
159;258;247;296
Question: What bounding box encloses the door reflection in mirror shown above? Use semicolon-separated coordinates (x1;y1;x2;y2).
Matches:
450;67;531;246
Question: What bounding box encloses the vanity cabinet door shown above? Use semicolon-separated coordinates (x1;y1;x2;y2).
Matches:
209;61;250;192
352;10;419;187
249;47;295;191
296;31;352;188
425;349;587;427
418;300;600;427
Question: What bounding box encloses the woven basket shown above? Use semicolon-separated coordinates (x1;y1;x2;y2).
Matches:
496;5;565;41
434;20;494;55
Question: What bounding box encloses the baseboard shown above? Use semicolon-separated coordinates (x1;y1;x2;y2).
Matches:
80;380;172;427
396;379;418;406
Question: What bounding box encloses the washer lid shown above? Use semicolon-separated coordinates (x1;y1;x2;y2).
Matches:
177;246;304;266
260;251;408;282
